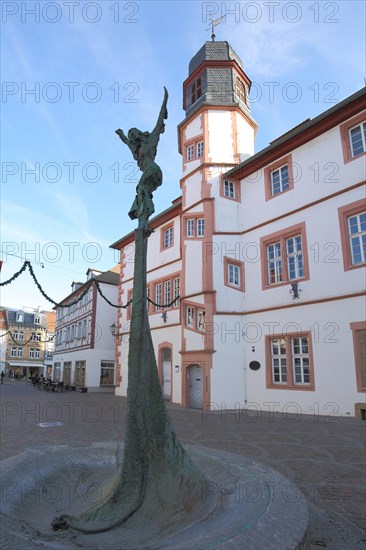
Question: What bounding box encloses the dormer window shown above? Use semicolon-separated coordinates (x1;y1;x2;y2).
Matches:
34;316;40;324
16;313;24;323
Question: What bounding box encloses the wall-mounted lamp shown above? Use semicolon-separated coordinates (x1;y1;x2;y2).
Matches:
110;322;121;340
290;282;301;300
174;365;179;373
161;311;167;323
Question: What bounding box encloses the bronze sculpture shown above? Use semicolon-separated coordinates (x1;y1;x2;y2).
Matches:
51;89;209;540
116;87;168;228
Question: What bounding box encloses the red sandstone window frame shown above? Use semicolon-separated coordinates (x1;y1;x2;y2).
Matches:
350;321;366;392
183;214;205;239
149;272;181;315
185;136;205;163
223;256;245;292
338;198;366;271
220;177;241;203
183;300;206;334
339;112;366;164
260;222;310;290
264;154;295;201
265;332;315;391
160;222;174;251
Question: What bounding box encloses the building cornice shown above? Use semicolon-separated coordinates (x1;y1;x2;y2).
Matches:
226;87;366;181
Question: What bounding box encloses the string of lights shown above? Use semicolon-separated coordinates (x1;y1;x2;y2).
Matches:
2;331;55;347
147;296;180;308
1;260;180;310
95;282;132;309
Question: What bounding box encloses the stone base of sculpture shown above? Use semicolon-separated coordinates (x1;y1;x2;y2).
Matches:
1;443;309;550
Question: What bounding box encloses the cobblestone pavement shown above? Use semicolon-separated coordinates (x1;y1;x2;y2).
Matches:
1;380;365;550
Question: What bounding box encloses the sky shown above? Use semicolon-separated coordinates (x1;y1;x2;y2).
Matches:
1;0;365;310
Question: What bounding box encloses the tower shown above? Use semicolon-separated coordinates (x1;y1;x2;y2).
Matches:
178;41;258;409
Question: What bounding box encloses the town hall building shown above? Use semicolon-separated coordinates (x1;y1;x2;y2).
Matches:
111;40;366;417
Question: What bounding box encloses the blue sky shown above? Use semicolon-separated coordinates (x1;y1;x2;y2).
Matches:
1;0;365;310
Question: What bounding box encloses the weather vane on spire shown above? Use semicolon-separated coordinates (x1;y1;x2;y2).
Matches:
206;15;225;41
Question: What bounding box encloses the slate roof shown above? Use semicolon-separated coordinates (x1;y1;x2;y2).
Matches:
189;41;244;74
95;271;119;285
6;309;46;327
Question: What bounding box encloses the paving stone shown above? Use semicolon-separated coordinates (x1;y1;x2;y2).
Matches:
1;381;365;549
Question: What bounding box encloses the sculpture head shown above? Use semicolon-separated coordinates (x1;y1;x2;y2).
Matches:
128;128;149;145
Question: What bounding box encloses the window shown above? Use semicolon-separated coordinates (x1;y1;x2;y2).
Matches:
173;277;180;307
16;313;24;323
185;137;204;162
186;144;194;161
29;348;40;359
197;218;205;237
155;283;162;312
229;264;240;286
348;212;366;265
100;361;115;385
17;347;23;357
34;316;40;324
260;223;309;289
264;154;295;200
191;76;202;105
164;280;171;307
185;306;195;328
224;179;235;199
150;275;180;314
338;199;366;270
161;224;174;250
186;219;194;237
11;347;17;357
12;331;24;341
184;304;205;332
266;333;314;390
340;113;366;163
184;216;205;238
197;309;206;331
236;78;247;104
220;176;241;202
31;332;41;342
351;322;366;392
271;165;289;195
267;235;303;283
196;141;204;158
224;257;244;292
349;122;366;157
82;319;87;338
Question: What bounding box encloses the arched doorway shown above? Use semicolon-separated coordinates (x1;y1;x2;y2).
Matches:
188;364;203;409
161;348;172;400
